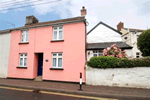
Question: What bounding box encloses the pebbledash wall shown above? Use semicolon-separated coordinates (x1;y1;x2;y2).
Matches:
86;66;150;89
7;22;86;83
0;32;11;78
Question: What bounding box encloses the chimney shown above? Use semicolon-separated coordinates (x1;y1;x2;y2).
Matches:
81;6;87;16
25;15;39;25
117;22;124;31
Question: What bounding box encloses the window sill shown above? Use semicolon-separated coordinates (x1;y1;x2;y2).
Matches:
16;67;27;69
50;40;64;42
50;68;64;70
18;42;29;44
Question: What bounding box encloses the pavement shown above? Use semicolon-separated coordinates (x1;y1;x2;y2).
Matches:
0;78;150;99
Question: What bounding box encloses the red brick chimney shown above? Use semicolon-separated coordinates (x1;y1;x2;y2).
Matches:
25;15;39;26
117;22;124;31
81;6;87;16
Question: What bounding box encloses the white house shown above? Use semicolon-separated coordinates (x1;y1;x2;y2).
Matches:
87;21;133;60
117;22;145;58
0;30;11;78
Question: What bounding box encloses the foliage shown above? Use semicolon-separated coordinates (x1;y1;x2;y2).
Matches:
87;56;150;69
137;29;150;56
103;44;127;58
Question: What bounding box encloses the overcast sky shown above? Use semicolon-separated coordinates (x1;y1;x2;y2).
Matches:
0;0;150;31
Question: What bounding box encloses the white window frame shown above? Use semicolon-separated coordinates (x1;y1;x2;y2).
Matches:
53;26;63;40
93;50;103;57
21;30;29;43
52;53;63;68
19;53;27;67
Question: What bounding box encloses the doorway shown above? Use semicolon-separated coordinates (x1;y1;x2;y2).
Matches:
38;53;43;76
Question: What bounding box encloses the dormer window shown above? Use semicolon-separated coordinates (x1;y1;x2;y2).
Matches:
53;26;63;40
21;30;29;43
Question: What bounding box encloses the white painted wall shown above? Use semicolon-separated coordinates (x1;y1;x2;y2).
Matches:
0;33;11;78
122;30;143;58
87;24;122;43
86;66;150;89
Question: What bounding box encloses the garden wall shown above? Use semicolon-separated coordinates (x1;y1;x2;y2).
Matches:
86;66;150;89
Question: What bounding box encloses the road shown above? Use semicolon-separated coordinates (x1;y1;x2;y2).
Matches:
0;86;149;100
0;86;115;100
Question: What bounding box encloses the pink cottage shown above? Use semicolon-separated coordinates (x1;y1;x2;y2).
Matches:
7;7;87;83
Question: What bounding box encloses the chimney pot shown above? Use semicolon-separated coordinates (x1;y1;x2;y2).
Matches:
81;6;87;16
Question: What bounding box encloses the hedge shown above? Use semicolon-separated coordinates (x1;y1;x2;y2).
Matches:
87;56;150;68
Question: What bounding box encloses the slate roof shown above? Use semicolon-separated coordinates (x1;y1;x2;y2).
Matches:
0;29;11;34
123;28;145;32
0;16;85;32
87;42;132;50
87;21;122;35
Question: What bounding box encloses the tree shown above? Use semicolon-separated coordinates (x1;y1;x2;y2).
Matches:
103;44;127;58
137;29;150;56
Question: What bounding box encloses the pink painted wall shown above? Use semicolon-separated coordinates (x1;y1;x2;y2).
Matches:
8;22;86;82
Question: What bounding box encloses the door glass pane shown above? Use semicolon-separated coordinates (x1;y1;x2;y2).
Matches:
53;31;57;39
26;34;29;42
20;58;23;66
58;58;62;67
53;58;56;67
59;31;63;40
24;58;27;66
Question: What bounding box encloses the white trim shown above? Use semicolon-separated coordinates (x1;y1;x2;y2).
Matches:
21;30;29;43
53;26;63;40
19;53;27;67
52;53;63;68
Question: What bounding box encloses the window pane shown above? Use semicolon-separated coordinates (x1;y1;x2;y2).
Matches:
58;53;62;56
58;58;62;67
98;54;102;56
59;26;63;29
24;58;27;66
93;54;97;57
20;58;23;66
54;27;57;30
53;58;56;67
20;54;23;57
21;34;25;42
25;54;27;56
53;31;57;39
26;34;29;42
53;54;57;56
59;31;63;39
99;51;103;53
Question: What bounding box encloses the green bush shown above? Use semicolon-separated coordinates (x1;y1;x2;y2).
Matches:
87;56;150;69
87;56;119;68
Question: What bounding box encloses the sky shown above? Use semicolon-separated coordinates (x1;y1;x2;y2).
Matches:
0;0;150;31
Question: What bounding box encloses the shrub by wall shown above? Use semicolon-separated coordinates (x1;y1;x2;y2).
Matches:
87;56;150;68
